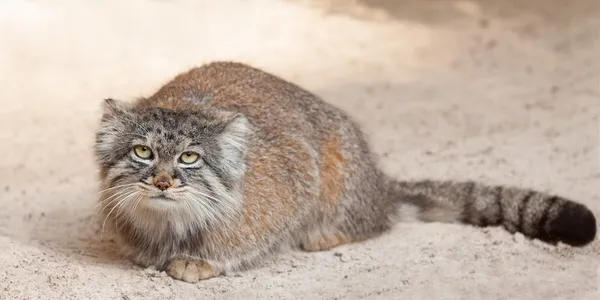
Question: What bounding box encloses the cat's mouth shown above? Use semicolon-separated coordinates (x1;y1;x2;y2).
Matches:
145;189;178;201
148;194;176;201
138;183;181;202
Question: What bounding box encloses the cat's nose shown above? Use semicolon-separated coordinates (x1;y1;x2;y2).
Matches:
152;172;173;190
155;180;171;190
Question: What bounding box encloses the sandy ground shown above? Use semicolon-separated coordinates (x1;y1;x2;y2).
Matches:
0;0;599;299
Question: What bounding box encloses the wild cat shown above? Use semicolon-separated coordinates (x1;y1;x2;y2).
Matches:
94;61;596;283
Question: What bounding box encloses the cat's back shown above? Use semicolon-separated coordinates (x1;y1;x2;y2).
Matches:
137;62;348;139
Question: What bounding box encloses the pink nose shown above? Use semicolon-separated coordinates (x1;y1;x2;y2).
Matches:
154;180;171;190
152;172;173;191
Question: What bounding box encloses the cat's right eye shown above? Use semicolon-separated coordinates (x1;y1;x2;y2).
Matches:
133;145;153;159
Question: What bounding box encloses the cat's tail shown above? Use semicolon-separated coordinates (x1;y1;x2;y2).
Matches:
389;179;597;247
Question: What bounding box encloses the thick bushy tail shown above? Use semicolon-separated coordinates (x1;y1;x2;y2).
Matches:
390;179;597;247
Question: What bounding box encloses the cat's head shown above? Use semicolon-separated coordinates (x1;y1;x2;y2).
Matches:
94;98;250;226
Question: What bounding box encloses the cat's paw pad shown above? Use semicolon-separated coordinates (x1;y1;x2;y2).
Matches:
166;258;220;283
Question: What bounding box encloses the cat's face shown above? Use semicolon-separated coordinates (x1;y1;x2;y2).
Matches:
94;99;249;225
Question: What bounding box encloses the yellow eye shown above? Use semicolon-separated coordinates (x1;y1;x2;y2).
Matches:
180;151;200;164
133;145;153;159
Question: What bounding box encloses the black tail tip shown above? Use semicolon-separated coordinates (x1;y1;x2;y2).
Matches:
548;202;597;247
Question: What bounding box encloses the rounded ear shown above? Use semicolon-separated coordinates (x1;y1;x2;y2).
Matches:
221;113;250;145
218;113;251;181
96;99;135;164
101;98;132;118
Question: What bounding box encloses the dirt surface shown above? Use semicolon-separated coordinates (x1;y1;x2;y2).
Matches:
1;0;599;299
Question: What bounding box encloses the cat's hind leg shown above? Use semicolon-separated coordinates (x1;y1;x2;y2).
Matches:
299;229;351;252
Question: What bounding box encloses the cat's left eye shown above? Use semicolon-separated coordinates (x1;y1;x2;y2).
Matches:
179;151;200;164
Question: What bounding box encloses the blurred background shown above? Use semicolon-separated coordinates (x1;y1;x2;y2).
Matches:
0;0;599;299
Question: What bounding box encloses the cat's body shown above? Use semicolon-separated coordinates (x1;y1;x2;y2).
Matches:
95;61;596;283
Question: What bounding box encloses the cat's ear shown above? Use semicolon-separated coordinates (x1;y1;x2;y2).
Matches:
218;113;251;179
101;98;132;119
95;99;134;166
220;113;250;156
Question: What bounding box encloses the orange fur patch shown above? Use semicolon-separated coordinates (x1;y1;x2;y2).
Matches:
319;137;346;207
241;153;299;240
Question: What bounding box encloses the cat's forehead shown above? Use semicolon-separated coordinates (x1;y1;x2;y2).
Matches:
137;108;200;127
130;108;218;144
133;108;210;132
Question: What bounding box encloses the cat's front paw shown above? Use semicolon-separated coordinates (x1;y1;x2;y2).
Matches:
166;257;222;283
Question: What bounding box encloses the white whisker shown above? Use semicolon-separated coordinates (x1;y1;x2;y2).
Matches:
187;187;239;221
131;193;145;214
183;187;239;228
96;183;139;195
100;190;137;239
115;191;140;230
175;191;216;227
95;188;134;212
